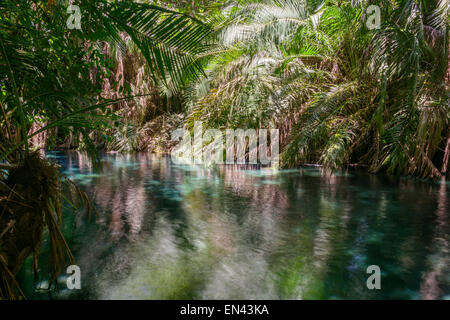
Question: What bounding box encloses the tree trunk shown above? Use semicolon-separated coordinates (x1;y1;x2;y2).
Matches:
441;136;450;174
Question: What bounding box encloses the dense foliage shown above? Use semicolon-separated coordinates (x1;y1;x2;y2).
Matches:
184;0;449;178
0;0;212;163
4;1;446;178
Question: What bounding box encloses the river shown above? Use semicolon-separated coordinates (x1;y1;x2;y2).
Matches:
17;152;450;299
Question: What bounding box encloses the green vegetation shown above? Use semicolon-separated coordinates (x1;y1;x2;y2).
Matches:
0;0;448;300
183;0;449;179
2;1;447;177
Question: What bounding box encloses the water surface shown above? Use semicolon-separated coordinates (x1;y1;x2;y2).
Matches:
20;152;450;299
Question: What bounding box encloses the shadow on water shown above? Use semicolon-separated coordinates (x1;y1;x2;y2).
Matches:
17;152;450;300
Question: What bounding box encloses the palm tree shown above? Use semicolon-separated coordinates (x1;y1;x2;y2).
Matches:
365;0;449;178
0;0;214;162
184;0;449;178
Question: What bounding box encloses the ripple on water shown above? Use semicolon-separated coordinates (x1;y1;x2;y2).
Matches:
28;152;450;300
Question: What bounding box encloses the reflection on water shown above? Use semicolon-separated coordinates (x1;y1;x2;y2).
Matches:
21;152;450;299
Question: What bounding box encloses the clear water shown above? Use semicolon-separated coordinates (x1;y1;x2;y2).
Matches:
18;152;450;299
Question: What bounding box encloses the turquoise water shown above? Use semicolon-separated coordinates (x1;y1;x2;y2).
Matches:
19;152;450;299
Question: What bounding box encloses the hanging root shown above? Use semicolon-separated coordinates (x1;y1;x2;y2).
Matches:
0;153;91;299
